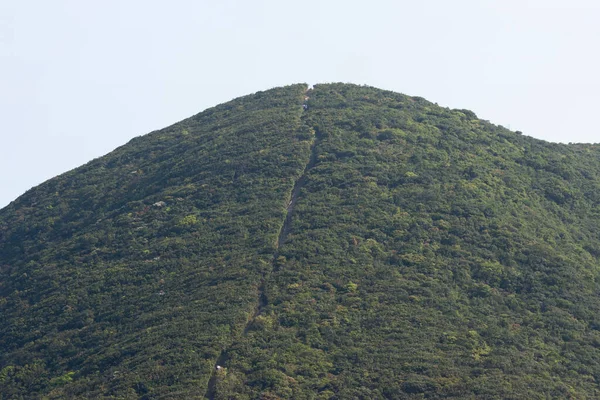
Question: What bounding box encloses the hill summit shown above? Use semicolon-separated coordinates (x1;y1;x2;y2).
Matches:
3;83;600;398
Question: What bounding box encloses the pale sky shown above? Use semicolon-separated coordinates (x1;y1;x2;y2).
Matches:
2;0;600;208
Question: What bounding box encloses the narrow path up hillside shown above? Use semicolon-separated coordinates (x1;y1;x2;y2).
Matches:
204;88;318;400
277;94;317;249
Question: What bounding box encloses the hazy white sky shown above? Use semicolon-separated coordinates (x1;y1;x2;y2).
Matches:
2;0;600;208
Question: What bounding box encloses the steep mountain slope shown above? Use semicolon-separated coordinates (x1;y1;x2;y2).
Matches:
0;84;313;398
3;83;600;398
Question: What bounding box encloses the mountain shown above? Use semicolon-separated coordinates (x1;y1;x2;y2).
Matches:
3;83;600;399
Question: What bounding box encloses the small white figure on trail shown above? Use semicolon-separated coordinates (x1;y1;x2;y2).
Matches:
216;365;222;370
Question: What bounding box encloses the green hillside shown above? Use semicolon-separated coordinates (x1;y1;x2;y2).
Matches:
3;83;600;398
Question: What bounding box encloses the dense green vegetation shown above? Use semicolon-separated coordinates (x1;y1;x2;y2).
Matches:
3;83;600;398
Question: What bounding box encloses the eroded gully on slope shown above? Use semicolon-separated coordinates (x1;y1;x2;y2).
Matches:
205;89;318;399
